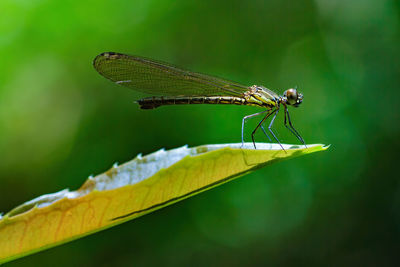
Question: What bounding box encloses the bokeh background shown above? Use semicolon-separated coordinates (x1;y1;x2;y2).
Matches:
1;0;399;265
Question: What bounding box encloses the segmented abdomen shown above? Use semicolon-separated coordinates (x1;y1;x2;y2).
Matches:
138;96;248;109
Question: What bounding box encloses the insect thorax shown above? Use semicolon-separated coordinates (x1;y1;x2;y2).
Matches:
244;85;278;108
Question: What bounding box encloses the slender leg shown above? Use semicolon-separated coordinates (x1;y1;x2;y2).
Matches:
260;125;272;142
267;107;285;151
284;107;306;147
241;110;269;147
251;109;275;149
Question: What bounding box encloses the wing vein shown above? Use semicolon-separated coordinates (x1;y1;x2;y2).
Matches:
93;52;250;96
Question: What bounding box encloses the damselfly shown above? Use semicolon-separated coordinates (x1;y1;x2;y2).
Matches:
93;52;306;149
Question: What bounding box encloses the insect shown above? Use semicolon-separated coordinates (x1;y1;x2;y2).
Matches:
93;52;305;149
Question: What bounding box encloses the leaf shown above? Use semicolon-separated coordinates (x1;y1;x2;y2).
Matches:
0;143;328;263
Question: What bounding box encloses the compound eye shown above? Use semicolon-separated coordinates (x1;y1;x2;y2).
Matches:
285;88;298;105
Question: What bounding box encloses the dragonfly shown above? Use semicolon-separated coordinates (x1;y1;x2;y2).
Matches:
93;52;306;149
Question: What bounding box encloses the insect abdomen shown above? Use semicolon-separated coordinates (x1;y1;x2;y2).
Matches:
138;96;247;109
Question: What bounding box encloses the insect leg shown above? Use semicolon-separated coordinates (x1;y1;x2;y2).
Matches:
251;109;275;149
260;125;272;142
284;107;306;147
268;107;285;151
241;110;269;147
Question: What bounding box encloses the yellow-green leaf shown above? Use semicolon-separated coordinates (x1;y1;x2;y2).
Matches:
0;143;328;263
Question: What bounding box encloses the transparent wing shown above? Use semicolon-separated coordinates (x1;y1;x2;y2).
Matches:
93;52;250;96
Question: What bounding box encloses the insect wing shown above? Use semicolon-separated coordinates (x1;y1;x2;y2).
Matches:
93;52;249;96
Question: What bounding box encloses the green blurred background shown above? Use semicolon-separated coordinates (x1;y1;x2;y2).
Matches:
1;0;399;265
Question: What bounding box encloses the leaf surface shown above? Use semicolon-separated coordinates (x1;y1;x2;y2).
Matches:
0;143;328;263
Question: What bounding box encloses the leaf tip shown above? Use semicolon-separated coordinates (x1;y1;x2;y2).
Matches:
321;144;331;150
